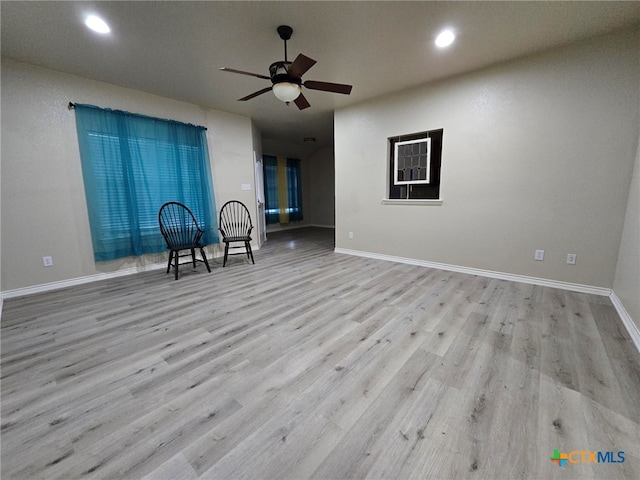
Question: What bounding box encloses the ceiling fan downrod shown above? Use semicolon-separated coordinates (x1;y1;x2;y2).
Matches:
277;25;293;62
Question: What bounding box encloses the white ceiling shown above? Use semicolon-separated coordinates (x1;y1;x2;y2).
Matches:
3;1;640;152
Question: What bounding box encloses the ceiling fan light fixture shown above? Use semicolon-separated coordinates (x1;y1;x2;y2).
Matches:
272;82;301;103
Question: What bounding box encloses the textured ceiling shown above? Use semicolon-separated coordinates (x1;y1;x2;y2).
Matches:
3;1;640;152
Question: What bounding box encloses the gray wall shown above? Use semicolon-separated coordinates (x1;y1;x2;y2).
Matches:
335;29;639;294
614;130;640;330
308;146;336;227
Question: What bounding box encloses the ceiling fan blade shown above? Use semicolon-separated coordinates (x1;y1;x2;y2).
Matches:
304;80;352;95
220;67;271;80
288;54;316;79
294;93;311;110
238;87;272;101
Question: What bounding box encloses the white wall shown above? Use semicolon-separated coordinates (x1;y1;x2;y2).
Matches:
613;131;640;330
335;28;639;289
1;58;256;292
206;109;259;236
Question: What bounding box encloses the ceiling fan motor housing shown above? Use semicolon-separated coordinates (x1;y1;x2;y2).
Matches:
269;61;300;86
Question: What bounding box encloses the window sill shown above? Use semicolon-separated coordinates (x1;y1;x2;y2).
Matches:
381;199;443;206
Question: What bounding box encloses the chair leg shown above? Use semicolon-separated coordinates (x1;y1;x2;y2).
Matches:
174;250;179;280
201;248;211;273
166;251;173;274
246;241;255;264
191;248;197;268
223;243;229;267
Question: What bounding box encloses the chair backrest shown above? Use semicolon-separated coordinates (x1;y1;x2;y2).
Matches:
219;200;253;238
158;202;204;249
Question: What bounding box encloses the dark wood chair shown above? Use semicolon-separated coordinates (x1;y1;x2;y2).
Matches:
218;200;255;267
158;202;211;280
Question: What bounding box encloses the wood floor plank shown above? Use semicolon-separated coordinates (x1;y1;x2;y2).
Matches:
141;453;199;480
311;360;448;480
535;375;597;479
589;301;640;421
2;227;639;480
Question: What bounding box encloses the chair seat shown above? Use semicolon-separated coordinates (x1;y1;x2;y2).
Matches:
173;242;206;250
223;235;251;243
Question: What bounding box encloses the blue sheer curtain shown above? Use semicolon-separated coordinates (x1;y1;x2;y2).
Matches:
263;155;279;225
74;104;218;261
286;158;303;222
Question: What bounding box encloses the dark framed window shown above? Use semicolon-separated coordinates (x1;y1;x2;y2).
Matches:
388;128;443;200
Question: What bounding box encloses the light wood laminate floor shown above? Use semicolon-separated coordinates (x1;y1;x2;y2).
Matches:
2;227;639;479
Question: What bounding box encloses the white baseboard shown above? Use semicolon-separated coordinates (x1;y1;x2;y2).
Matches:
266;223;335;233
1;263;167;300
0;244;262;301
266;224;307;233
266;223;310;233
609;292;640;353
334;247;611;296
309;224;336;229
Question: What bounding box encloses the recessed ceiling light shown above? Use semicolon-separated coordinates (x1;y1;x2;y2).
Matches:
85;15;110;34
435;29;455;48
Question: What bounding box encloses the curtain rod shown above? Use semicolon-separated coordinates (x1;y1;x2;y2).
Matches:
67;102;207;130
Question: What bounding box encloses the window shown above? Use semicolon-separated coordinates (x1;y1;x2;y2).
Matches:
74;104;218;261
394;137;431;185
388;129;443;200
263;155;303;224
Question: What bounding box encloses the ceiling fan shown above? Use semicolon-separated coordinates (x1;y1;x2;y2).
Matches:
220;25;353;110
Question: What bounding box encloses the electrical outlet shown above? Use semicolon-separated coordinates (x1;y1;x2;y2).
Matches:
567;254;577;265
42;256;53;267
348;232;353;239
534;250;545;261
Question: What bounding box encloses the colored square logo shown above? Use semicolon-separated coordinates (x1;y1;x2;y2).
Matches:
550;449;569;467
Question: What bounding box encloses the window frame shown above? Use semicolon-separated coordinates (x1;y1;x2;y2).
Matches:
393;137;431;186
387;128;444;203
